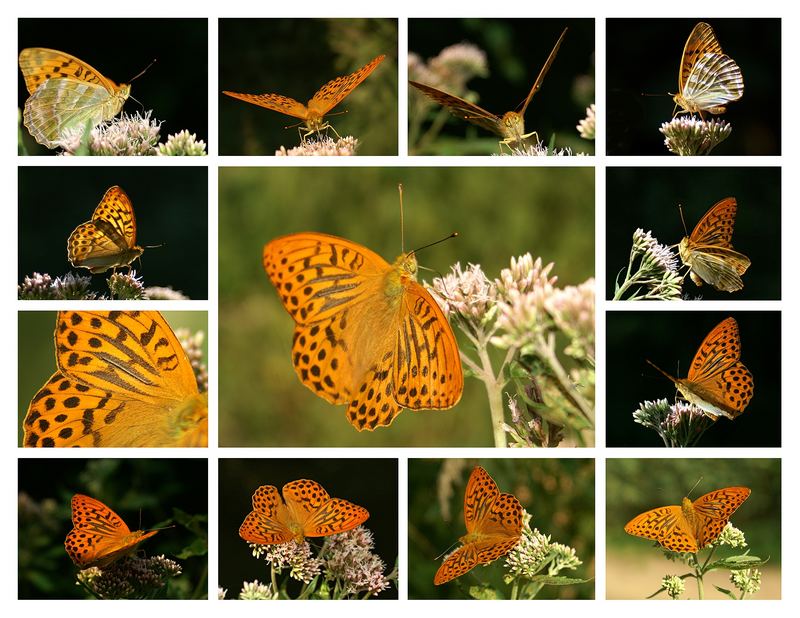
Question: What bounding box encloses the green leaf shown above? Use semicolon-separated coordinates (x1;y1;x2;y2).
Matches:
468;584;500;600
713;584;737;599
528;575;592;586
707;555;768;571
175;537;207;559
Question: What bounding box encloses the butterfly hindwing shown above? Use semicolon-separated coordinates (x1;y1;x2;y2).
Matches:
239;485;294;544
434;544;478;585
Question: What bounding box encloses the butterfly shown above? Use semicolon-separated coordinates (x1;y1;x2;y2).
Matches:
409;28;567;150
678;197;751;292
19;48;131;149
646;317;754;420
672;22;744;116
263;232;463;431
68;186;145;274
434;466;523;585
239;479;369;545
624;486;751;553
65;494;160;569
223;54;385;141
23;311;208;447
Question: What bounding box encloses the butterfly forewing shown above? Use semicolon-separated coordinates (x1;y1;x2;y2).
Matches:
221;91;309;120
19;48;119;94
464;466;500;531
309;54;385;116
518;27;567;116
679;23;724;92
409;81;503;135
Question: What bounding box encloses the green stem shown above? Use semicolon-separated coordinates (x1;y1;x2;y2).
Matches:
270;562;279;597
510;578;519;600
475;341;509;448
538;332;593;425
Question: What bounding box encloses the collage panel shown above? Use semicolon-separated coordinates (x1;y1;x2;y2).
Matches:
606;18;781;156
217;457;398;600
18;457;209;599
606;310;780;448
606;166;781;301
606;457;780;600
408;458;595;599
408;18;595;156
18;311;209;448
17;18;209;156
218;166;595;447
219;18;398;156
18;166;209;301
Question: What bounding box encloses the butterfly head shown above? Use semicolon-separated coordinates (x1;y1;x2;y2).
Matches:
304;111;326;133
499;111;526;142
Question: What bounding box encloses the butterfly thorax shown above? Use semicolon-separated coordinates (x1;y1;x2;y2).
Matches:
172;392;209;447
681;497;700;531
304;111;326;132
385;252;418;307
499;112;526;141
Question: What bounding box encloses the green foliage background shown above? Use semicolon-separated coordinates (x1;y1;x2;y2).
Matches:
218;166;594;446
606;458;781;598
408;458;595;599
17;311;208;445
219;18;397;155
18;458;208;599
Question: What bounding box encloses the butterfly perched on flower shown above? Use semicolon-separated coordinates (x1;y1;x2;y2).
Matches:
434;466;523;585
223;54;385;141
409;28;567;150
625;486;750;553
19;48;131;148
678;197;751;292
23;311;208;447
263;231;463;431
68;186;145;274
672;22;743;116
65;494;160;569
239;479;369;545
646;317;754;420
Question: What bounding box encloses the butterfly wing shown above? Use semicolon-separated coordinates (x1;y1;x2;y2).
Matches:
239;485;294;544
68;186;142;273
678;23;724;94
409;80;503;136
434;544;479;585
691;487;751;548
680;52;743;113
34;311;208;447
518;27;567;116
624;504;698;553
283;479;369;538
392;279;463;411
682;317;754;419
222;91;310;121
308;54;385;117
19;48;120;95
65;494;158;568
688;197;738;248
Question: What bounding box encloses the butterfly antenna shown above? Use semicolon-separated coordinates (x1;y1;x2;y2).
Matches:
326;109;349;118
435;541;460;561
645;358;677;383
687;477;704;498
411;232;458;255
129;94;145;111
128;59;157;84
397;183;405;253
678;203;690;236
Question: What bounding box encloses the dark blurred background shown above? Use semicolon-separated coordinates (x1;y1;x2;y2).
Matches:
219;18;397;155
18;167;208;299
18;458;208;599
218;166;594;446
218;458;398;599
606;18;781;155
606;311;781;447
408;458;595;599
18;18;208;155
606;166;781;300
606;458;781;599
408;18;595;155
18;311;208;444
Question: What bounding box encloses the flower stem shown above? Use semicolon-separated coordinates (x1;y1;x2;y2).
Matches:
538;332;593;425
474;342;509;448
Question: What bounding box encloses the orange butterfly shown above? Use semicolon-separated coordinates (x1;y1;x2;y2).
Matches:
625;486;751;553
409;28;566;150
65;494;159;569
263;232;463;431
678;197;751;293
434;466;523;585
647;317;754;420
672;22;744;116
223;54;385;141
239;480;369;545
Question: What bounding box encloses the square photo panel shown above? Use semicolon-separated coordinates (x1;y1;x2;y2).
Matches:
18;457;209;599
218;166;595;447
18;18;208;156
19;311;208;448
218;458;398;600
606;167;780;301
219;18;397;156
606;458;780;600
408;18;595;156
408;458;594;599
18;167;208;301
606;311;780;448
606;18;780;155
